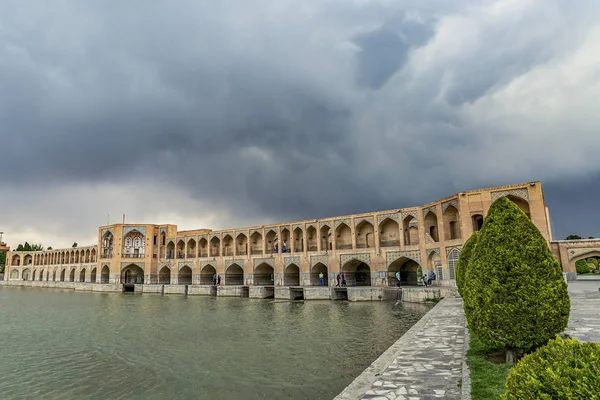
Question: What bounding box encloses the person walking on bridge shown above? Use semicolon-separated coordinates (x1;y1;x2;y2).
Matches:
395;271;401;287
319;271;325;286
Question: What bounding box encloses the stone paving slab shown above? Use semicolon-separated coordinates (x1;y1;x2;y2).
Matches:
335;297;465;400
565;281;600;343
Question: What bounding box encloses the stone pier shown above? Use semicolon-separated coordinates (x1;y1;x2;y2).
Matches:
188;285;217;296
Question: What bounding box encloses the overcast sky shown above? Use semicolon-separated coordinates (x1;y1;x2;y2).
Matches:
1;0;599;249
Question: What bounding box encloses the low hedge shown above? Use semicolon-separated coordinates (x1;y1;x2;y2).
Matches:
576;259;590;274
502;336;600;400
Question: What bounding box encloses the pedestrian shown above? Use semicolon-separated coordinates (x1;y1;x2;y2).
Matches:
212;274;217;285
319;271;325;286
336;273;341;287
422;274;428;287
217;275;221;285
341;273;346;287
429;272;436;286
395;271;401;287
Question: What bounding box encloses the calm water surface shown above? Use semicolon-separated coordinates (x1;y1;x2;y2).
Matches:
0;286;431;400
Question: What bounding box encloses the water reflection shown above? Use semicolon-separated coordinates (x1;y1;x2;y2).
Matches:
0;286;431;400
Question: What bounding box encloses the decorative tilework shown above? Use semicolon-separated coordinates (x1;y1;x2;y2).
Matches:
160;227;166;234
491;188;529;202
426;248;441;258
386;250;422;268
158;262;172;269
198;235;209;242
377;213;399;225
401;210;418;222
310;255;328;268
340;253;370;267
178;262;193;270
335;218;351;228
354;216;374;228
123;226;146;236
221;232;233;239
201;260;216;268
210;233;220;240
264;228;277;235
250;230;262;237
225;259;245;268
409;221;419;228
292;224;302;231
442;199;459;213
284;256;301;268
235;232;247;238
101;263;111;269
422;206;436;217
567;248;600;261
446;246;463;256
253;258;275;268
120;262;145;271
318;221;332;229
306;223;317;231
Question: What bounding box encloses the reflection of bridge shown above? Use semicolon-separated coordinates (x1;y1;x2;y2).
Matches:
9;181;589;295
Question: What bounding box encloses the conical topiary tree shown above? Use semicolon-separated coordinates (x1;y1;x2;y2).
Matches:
463;197;570;363
456;230;480;298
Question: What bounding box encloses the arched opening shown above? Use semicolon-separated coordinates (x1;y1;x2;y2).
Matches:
210;237;220;257
85;249;90;263
32;270;37;281
200;265;216;285
101;231;114;258
254;263;274;286
284;264;300;286
176;240;185;259
198;238;208;258
52;269;57;281
158;266;171;284
24;254;32;265
448;248;460;280
187;239;197;258
320;225;332;251
90;268;97;283
121;264;144;284
506;195;531;218
472;214;484;231
280;229;290;253
311;263;328;286
335;223;352;250
265;230;277;253
427;252;441;284
178;266;192;285
39;269;45;281
22;268;31;281
69;269;75;282
225;264;244;285
60;269;66;282
101;266;110;284
424;211;439;242
250;232;263;255
236;234;248;256
90;249;96;262
379;218;400;247
70;251;75;263
403;216;419;246
75;251;80;263
166;241;175;259
356;221;375;249
10;269;19;279
443;205;461;240
11;254;21;266
293;228;303;252
388;257;420;286
123;230;145;258
342;260;371;286
61;252;66;264
307;226;317;251
222;235;233;256
159;232;167;258
80;268;86;282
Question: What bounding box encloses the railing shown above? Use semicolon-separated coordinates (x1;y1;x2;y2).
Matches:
199;251;209;258
223;250;234;257
186;253;196;259
123;254;144;258
251;249;263;255
236;250;247;256
177;254;185;259
308;245;318;252
295;247;304;252
100;254;112;259
336;244;353;250
380;240;400;248
210;251;220;257
355;244;370;249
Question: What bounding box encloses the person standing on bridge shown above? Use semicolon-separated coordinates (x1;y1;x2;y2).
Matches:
319;271;324;286
213;274;217;285
217;275;221;285
395;271;401;287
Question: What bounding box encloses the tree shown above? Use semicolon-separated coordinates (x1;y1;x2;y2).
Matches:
464;197;570;363
47;246;53;250
565;235;582;240
72;242;78;247
0;251;6;272
15;242;43;251
456;231;480;298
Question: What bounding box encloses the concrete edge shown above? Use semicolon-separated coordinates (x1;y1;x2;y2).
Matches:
461;322;472;400
333;298;448;400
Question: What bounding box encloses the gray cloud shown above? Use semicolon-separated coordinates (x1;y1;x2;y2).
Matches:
1;0;600;247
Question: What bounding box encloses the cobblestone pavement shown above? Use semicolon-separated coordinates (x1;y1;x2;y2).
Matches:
360;297;465;400
564;281;600;343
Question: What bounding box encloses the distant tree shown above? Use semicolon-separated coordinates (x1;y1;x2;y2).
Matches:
47;246;53;250
0;251;6;269
565;235;582;240
464;197;570;363
589;236;595;239
15;242;44;251
72;242;78;247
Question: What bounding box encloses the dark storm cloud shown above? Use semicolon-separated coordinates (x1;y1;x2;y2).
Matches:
1;0;600;246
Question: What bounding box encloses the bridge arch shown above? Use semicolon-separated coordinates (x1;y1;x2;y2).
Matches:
22;268;31;280
200;264;216;285
284;264;300;286
178;265;192;285
101;265;110;284
311;263;328;286
341;259;371;286
158;266;171;284
225;263;243;285
388;256;420;286
121;264;144;284
254;262;274;286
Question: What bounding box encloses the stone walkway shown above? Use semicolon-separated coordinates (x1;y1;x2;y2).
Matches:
564;280;600;343
335;296;466;400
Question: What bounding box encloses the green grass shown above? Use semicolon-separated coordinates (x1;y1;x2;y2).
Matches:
467;334;513;399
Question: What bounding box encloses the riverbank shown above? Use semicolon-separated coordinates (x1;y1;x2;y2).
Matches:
0;280;457;303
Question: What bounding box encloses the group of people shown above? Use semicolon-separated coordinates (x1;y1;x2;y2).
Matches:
394;271;437;286
273;241;288;253
316;271;347;286
212;274;221;285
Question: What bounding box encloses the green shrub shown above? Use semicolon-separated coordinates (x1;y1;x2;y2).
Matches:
587;257;599;268
417;264;423;286
456;231;480;298
463;197;570;360
502;336;600;400
576;259;590;274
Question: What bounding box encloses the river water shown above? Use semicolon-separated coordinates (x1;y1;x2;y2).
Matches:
0;286;431;400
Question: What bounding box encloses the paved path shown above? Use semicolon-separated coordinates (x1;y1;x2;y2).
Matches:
565;280;600;343
336;296;465;400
